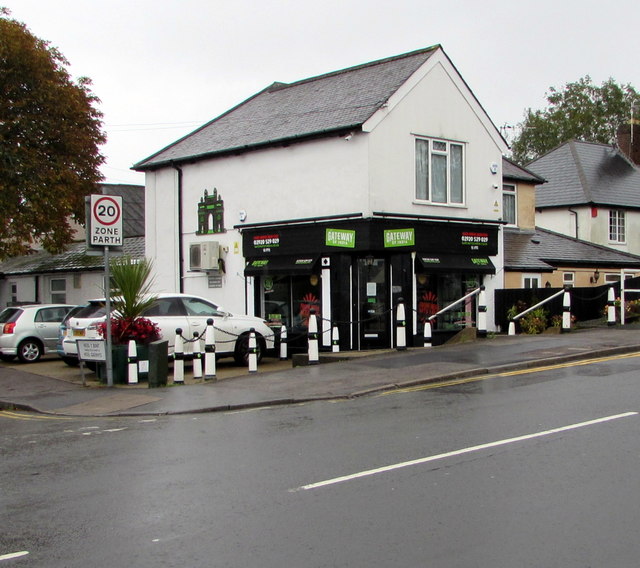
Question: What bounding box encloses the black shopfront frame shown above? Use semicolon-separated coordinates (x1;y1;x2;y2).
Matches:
241;218;499;350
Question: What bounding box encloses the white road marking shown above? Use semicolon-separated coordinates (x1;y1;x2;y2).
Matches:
0;551;29;561
293;412;638;492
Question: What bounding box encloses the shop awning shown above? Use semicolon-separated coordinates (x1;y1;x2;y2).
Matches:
245;256;320;276
417;254;496;274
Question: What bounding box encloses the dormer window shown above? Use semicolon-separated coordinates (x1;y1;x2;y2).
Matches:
502;184;516;225
415;138;464;205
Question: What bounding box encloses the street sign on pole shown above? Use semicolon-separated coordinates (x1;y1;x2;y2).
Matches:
87;193;123;388
90;194;123;247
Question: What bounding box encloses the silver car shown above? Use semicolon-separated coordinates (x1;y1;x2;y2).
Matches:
0;304;75;363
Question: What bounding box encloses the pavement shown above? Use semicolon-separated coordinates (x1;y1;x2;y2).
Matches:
2;326;640;417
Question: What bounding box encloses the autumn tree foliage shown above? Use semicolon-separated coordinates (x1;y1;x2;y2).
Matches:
0;9;105;258
510;76;640;165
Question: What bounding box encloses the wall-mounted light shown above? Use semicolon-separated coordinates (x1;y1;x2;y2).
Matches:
490;162;499;174
590;269;600;283
239;210;247;222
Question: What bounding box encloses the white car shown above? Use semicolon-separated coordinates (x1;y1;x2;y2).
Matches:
62;293;274;365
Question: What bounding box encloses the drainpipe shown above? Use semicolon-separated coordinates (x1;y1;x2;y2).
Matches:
172;163;185;293
569;209;578;239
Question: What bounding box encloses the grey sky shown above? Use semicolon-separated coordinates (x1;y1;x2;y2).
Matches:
7;0;640;185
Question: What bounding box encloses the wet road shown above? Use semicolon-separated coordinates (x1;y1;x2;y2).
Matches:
2;352;640;567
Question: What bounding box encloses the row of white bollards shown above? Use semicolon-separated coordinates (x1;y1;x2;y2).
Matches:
170;320;218;384
129;294;499;384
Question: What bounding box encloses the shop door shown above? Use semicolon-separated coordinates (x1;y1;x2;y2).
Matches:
357;258;389;349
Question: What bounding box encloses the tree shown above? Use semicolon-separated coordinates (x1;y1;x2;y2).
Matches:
0;8;105;258
510;76;640;165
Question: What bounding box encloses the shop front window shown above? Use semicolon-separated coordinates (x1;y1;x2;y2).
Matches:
416;272;479;332
261;274;321;337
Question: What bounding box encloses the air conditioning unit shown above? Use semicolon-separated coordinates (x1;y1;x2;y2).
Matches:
189;242;220;271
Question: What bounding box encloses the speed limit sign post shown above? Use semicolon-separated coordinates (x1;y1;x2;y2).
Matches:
90;194;123;246
88;194;124;388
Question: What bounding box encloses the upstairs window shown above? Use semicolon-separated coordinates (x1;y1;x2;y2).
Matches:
502;184;517;225
609;210;626;243
416;138;464;205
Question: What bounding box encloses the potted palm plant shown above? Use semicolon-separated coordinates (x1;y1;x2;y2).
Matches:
97;256;161;383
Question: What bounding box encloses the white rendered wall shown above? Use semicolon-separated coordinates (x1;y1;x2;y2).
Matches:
145;135;369;311
536;206;640;255
365;55;506;222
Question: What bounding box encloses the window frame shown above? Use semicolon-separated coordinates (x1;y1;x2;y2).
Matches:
522;274;541;289
415;137;465;206
562;272;575;287
502;183;517;225
609;209;626;244
50;278;67;304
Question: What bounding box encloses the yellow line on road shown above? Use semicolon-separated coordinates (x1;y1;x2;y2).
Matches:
0;410;75;421
382;351;640;395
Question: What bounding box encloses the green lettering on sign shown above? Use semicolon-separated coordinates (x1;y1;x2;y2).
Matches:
384;229;415;248
326;228;356;248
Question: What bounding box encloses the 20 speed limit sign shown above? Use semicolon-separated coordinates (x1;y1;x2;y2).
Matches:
90;194;123;246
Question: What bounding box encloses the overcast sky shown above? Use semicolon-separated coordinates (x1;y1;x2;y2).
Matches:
7;0;640;185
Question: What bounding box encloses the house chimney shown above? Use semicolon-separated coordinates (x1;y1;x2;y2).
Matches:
617;118;640;166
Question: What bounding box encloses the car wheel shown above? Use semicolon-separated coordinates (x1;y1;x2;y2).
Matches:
234;332;264;366
17;339;43;363
0;354;16;362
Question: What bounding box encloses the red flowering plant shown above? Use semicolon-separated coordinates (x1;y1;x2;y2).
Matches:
97;317;161;345
99;256;160;345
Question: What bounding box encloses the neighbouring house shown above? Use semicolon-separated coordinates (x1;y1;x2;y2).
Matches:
134;45;510;349
502;157;640;289
0;184;145;307
527;122;640;256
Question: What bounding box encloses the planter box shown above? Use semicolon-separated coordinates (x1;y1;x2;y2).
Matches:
97;343;150;385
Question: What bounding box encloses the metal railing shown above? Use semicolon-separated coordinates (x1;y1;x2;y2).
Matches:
508;287;571;335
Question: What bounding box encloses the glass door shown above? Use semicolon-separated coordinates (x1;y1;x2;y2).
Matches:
357;258;388;349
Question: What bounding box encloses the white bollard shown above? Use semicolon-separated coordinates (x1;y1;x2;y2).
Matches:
279;325;288;361
508;320;516;335
331;326;340;353
607;286;616;326
562;288;571;332
204;318;216;381
308;310;319;365
173;328;184;384
396;299;407;351
192;332;203;380
127;339;138;384
423;321;432;348
477;286;487;338
248;328;258;373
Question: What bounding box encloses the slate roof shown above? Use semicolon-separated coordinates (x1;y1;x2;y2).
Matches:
100;184;145;238
527;140;640;209
502;156;545;184
504;227;640;272
0;237;145;276
134;46;442;170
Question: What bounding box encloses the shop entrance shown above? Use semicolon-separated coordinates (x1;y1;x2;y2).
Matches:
357;257;389;349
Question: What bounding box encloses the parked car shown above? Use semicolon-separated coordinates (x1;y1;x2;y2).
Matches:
61;293;275;366
56;304;88;366
0;304;75;363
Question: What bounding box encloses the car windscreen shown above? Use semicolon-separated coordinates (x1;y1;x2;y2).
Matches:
0;308;23;324
72;303;107;319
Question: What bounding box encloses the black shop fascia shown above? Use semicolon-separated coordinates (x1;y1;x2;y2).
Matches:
240;216;499;351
